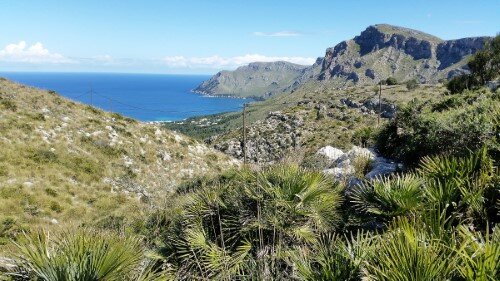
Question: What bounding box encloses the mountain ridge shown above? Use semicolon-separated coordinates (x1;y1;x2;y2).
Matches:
195;24;491;98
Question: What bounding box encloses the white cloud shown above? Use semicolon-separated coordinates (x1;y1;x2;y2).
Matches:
0;41;73;63
163;54;316;69
253;31;302;37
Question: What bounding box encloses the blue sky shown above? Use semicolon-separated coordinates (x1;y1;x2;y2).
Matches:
0;0;498;74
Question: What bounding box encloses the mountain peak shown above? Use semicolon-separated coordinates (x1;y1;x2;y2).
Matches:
365;24;443;43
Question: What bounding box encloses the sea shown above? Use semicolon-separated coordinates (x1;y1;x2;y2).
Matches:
0;72;247;121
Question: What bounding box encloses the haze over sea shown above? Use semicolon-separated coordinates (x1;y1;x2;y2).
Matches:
0;72;247;121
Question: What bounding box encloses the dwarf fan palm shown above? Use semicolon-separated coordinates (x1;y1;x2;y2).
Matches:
350;174;424;220
456;225;500;281
419;148;497;225
364;217;457;281
11;229;166;281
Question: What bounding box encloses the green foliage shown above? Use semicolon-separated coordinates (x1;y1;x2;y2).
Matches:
0;99;17;111
147;165;343;279
351;126;375;147
364;217;457;281
405;78;419;90
456;225;500;280
352;155;374;178
386;77;398;85
447;74;479;94
350;174;424;220
10;229;167;281
419;148;498;226
376;91;499;165
288;232;375;281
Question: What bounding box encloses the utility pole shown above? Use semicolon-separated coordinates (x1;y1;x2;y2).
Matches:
378;82;382;126
242;103;247;165
89;87;94;107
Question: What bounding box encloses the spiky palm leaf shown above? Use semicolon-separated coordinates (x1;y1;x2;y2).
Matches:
419;148;496;224
288;231;375;281
12;229;163;281
350;174;424;219
364;217;457;281
456;225;500;281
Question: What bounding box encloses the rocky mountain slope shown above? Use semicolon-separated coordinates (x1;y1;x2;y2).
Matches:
193;59;323;99
204;81;446;164
195;24;489;99
0;78;237;238
319;24;489;84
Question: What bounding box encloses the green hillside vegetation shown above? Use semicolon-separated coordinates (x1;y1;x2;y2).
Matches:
0;79;237;251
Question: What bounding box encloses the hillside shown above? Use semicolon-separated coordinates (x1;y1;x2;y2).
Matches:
0;78;237;243
194;24;489;99
193;60;323;99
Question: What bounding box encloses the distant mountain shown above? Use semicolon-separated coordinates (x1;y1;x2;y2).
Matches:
193;59;323;99
195;24;490;98
319;24;490;84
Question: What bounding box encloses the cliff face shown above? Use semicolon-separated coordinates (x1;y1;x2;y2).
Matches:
319;24;490;84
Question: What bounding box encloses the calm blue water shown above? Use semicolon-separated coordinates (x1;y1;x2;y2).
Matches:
0;72;246;121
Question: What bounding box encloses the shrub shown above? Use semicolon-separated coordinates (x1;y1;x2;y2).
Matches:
10;229;167;280
351;126;375;147
446;74;479;94
0;99;17;111
419;148;498;226
376;92;498;166
29;149;58;164
352;155;374;178
350;174;424;220
405;79;419;90
49;201;63;213
148;165;344;279
386;77;398;85
364;218;457;280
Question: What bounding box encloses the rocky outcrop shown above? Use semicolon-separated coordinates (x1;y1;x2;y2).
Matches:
353;25;437;59
436;37;490;69
318;145;401;183
208;111;304;163
340;97;397;119
319;24;490;84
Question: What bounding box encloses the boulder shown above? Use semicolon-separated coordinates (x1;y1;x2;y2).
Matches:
316;146;345;165
365;156;399;179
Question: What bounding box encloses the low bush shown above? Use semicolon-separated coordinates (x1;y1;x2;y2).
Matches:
405;79;419;90
376;91;499;166
386;77;398;85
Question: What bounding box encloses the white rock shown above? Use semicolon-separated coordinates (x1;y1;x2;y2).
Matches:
61;116;70;122
23;181;34;187
343;146;376;162
365;157;399;179
316;146;345;163
323;166;355;179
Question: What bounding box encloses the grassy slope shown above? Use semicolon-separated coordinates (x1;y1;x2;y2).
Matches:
0;78;237;248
